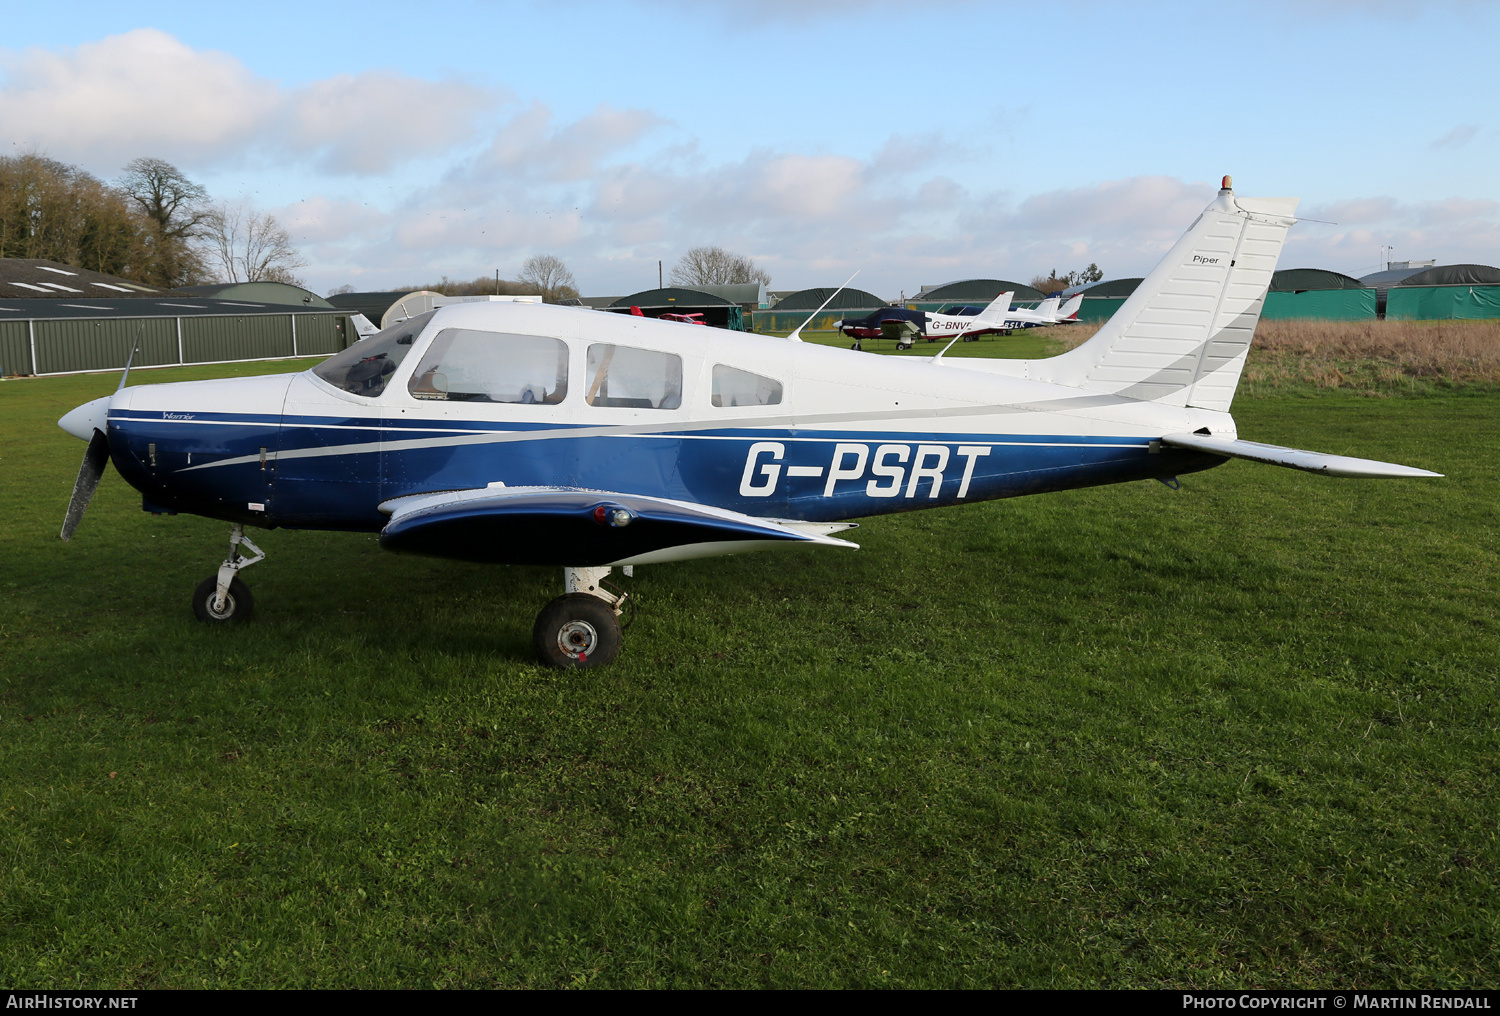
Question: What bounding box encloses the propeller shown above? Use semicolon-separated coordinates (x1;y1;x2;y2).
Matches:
60;429;110;542
58;332;139;541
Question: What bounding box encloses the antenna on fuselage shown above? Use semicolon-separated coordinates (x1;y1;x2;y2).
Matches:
929;316;985;364
787;270;859;343
116;323;143;393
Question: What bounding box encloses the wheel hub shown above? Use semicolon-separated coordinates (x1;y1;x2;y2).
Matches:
557;619;598;658
205;591;235;619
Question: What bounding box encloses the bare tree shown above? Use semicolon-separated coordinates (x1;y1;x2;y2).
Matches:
669;246;770;288
118;158;206;237
198;203;308;286
517;254;578;303
117;157;211;287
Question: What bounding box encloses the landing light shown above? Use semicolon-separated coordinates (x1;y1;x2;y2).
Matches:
593;505;634;528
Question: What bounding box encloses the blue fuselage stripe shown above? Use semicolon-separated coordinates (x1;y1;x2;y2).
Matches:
108;411;1215;530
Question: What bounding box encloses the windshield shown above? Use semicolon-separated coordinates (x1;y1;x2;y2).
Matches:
313;311;435;397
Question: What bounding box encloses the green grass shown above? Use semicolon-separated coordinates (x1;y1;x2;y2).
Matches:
1;357;1496;988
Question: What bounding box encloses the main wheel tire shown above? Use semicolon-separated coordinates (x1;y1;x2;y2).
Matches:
192;576;254;623
532;593;622;669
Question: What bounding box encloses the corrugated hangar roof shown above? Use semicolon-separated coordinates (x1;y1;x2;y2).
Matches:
770;287;886;311
1270;269;1367;292
0;296;344;320
1063;278;1143;298
0;258;165;298
918;278;1045;303
610;287;735;308
685;283;767;308
179;282;333;308
327;290;414;321
1359;264;1500;288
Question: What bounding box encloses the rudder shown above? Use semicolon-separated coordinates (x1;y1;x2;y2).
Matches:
1029;179;1297;411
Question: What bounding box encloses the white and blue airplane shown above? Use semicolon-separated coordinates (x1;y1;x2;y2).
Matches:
57;178;1440;668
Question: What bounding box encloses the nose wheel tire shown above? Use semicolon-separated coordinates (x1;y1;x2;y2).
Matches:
192;576;254;623
533;593;621;669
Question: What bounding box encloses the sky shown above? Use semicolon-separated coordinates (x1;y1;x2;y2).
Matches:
2;0;1497;299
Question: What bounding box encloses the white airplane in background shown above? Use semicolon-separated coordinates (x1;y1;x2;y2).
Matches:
841;292;1084;349
1006;294;1085;326
57;177;1440;669
839;291;1015;348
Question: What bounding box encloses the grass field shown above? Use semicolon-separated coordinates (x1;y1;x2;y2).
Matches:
1;334;1497;988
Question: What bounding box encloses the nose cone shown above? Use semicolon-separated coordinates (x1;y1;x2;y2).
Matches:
59;395;112;441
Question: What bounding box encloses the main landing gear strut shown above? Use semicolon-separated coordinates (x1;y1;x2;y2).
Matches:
192;523;264;624
532;565;632;669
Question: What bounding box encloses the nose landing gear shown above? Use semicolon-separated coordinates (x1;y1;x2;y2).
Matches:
192;523;264;624
532;565;631;669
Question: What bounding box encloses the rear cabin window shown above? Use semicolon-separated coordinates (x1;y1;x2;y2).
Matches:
711;365;783;407
313;311;433;397
408;329;569;404
585;344;682;410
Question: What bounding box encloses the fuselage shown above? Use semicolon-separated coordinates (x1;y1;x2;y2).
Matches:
102;302;1231;535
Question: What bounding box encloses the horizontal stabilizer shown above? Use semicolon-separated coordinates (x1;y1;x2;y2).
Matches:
378;486;858;566
1161;434;1443;478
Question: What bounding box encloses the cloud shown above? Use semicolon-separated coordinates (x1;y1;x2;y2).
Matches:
288;71;495;175
476;102;668;183
0;29;494;176
298;99;1256;294
1006;176;1207;239
1431;124;1479;150
635;0;980;23
1283;194;1500;275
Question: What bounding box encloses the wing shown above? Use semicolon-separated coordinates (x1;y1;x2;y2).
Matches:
1161;434;1442;478
378;486;859;566
880;318;922;340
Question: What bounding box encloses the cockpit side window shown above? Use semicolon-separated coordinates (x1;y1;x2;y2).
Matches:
585;344;682;410
312;312;434;397
407;329;568;405
711;365;783;407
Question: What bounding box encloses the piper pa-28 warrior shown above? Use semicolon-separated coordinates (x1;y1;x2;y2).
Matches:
57;177;1441;669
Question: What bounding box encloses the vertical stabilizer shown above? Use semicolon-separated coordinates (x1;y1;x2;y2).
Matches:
1029;180;1298;411
975;291;1014;324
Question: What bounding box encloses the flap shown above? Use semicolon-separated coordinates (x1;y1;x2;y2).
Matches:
378;485;858;566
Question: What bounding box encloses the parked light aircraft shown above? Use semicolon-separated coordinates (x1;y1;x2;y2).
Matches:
57;178;1441;668
838;292;1014;348
840;292;1083;349
1005;294;1084;327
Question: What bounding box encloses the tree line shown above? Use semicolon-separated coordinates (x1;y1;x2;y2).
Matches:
1030;263;1103;294
0;153;306;289
372;254;582;304
364;245;773;305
